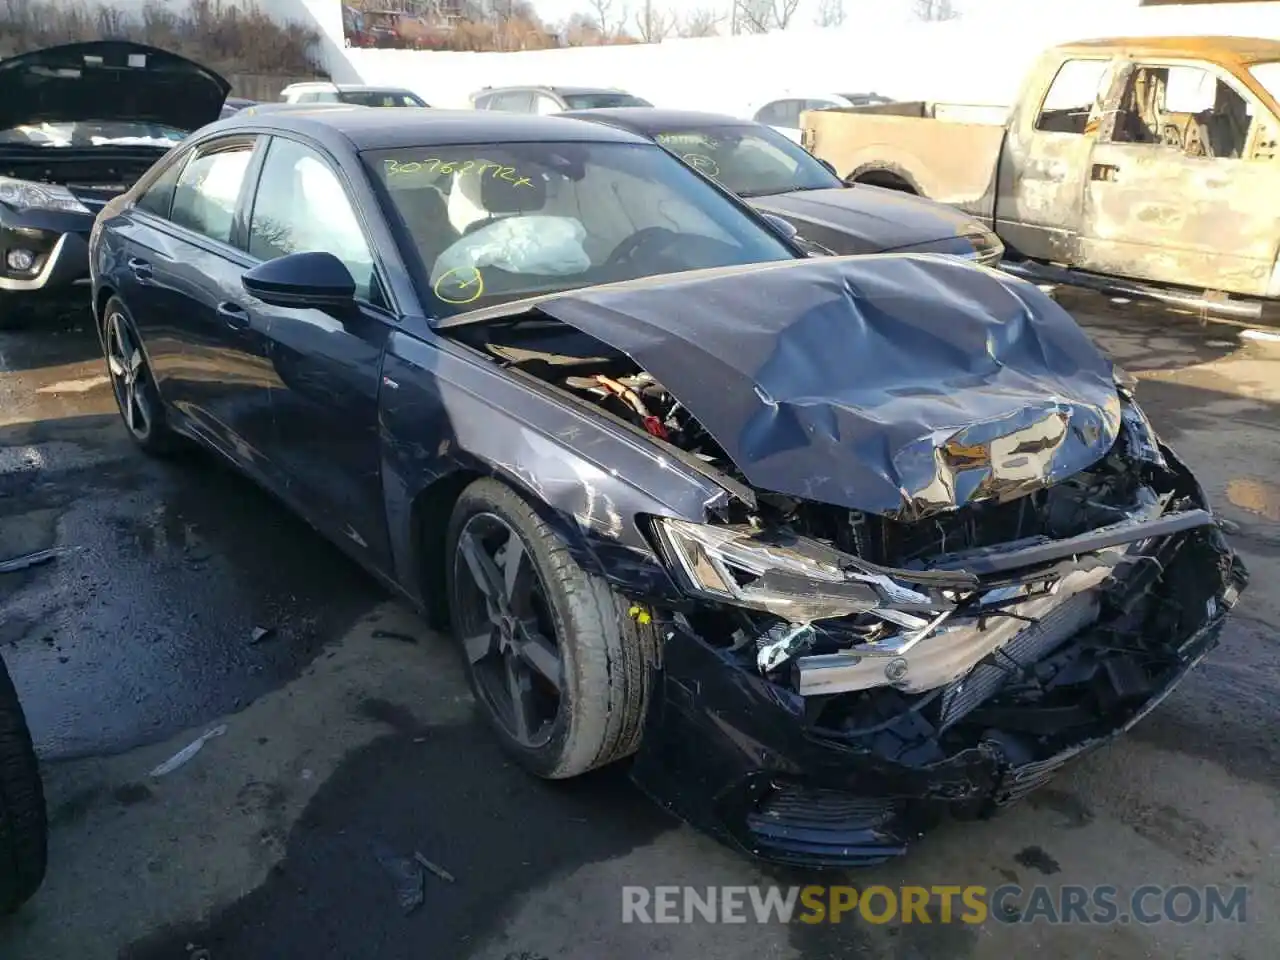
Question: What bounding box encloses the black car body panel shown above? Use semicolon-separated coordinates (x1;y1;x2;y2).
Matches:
1;42;228;303
441;255;1119;521
89;108;1247;868
558;108;1001;262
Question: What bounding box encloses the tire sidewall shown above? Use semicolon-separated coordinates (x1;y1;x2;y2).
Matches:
102;296;171;452
445;480;591;778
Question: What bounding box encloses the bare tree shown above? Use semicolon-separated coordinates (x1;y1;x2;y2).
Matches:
913;0;960;20
734;0;800;33
633;0;671;41
678;6;722;37
815;0;845;27
587;0;627;37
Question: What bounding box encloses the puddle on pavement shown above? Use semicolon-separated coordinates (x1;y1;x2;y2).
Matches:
1226;477;1280;522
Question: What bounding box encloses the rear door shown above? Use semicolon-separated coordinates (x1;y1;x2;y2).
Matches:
1078;59;1280;296
240;134;394;568
122;134;283;483
993;57;1117;262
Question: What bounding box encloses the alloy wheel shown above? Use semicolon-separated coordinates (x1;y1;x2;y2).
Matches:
105;310;153;441
453;512;565;748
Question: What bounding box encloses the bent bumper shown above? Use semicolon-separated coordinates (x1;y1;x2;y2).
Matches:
630;524;1247;868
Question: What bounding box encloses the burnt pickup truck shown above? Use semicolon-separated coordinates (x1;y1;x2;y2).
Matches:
802;37;1280;321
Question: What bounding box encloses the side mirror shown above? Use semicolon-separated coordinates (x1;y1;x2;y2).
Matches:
242;251;356;311
760;212;799;242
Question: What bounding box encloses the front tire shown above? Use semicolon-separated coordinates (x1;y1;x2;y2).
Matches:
445;478;661;779
102;296;181;456
0;654;46;915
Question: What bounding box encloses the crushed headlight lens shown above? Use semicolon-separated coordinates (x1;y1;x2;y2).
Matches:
0;176;91;214
649;517;936;623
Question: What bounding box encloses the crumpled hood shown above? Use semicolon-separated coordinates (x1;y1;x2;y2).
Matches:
0;41;230;133
748;185;989;254
489;255;1123;521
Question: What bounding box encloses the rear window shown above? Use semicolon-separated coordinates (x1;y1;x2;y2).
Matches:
560;92;651;110
341;90;426;108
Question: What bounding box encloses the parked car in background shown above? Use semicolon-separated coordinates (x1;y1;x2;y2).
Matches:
220;97;257;120
89;107;1246;868
280;82;428;107
342;4;374;47
0;40;228;326
361;8;435;49
801;36;1280;321
470;85;651;114
562;108;1003;265
751;91;893;142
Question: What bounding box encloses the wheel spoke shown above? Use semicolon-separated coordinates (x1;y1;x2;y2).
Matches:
504;654;536;742
128;348;143;375
500;531;526;605
125;382;138;432
108;354;126;378
515;624;562;692
459;528;506;608
132;388;151;434
463;628;498;665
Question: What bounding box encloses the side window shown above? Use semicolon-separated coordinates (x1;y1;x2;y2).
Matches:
1035;59;1110;134
534;93;560;115
169;140;255;244
753;100;792;127
247;137;376;301
1112;63;1255;159
492;91;534;113
472;93;494;110
135;153;185;218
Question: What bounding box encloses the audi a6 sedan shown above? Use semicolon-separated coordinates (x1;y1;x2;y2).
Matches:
89;107;1247;866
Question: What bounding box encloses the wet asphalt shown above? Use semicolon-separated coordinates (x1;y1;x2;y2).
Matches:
0;291;1278;960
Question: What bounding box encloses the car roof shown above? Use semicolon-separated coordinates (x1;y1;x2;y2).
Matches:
474;85;630;97
212;106;651;150
558;107;756;136
1056;35;1280;65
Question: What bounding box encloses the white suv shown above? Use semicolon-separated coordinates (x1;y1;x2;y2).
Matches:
279;82;428;107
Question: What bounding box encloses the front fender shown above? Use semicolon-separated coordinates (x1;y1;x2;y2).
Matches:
379;330;741;605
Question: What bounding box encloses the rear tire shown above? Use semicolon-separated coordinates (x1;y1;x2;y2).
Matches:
445;478;661;779
102;296;182;456
0;654;47;915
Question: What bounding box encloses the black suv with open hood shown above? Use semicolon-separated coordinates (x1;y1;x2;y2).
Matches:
0;41;229;322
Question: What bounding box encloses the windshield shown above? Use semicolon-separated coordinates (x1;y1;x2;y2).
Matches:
367;140;796;317
1250;61;1280;104
653;124;843;198
341;90;426;107
0;119;187;148
561;93;651;110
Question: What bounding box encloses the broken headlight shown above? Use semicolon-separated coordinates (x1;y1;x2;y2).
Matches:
0;176;91;214
649;517;933;623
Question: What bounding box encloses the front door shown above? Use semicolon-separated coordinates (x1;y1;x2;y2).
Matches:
240;134;393;569
994;57;1117;262
123;135;282;481
1078;60;1280;296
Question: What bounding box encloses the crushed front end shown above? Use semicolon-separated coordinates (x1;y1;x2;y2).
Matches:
629;401;1248;868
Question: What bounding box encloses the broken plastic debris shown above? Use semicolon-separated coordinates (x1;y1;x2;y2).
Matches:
414;850;456;883
627;604;652;625
0;548;59;574
372;841;425;914
149;724;228;777
249;626;274;644
756;623;816;673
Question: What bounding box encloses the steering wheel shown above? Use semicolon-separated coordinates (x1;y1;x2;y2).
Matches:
606;227;679;268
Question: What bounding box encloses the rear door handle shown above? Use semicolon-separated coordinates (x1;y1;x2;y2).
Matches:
216;301;250;330
127;257;152;281
1091;163;1120;182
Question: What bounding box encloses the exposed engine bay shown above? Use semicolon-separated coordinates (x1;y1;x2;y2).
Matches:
0;152;164;197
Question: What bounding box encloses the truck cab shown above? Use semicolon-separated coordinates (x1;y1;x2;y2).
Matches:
803;37;1280;306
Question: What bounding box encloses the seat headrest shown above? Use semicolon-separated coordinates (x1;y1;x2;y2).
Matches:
479;167;546;214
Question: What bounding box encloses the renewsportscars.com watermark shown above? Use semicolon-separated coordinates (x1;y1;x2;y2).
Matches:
621;885;1249;926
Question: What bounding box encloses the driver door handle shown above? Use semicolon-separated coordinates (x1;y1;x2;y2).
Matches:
216;301;250;330
127;257;152;281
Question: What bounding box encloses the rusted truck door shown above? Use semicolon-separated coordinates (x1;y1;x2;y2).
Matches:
1078;60;1280;297
993;56;1119;262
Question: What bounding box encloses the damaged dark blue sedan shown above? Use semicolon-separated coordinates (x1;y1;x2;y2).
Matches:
89;107;1247;867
